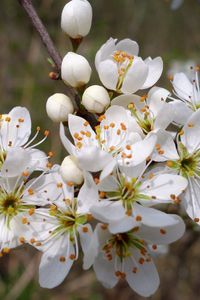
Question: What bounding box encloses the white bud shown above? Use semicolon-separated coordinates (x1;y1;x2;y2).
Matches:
82;85;110;113
61;0;92;39
60;155;84;185
61;52;92;88
46;93;74;123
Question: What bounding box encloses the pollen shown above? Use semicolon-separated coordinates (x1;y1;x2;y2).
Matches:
5;117;11;122
69;254;76;260
132;267;138;273
188;123;194;128
82;226;89;233
83;121;89;126
74;133;79;139
99;191;106;198
46;162;52;169
117;129;121;135
76;142;83;149
179;130;184;136
126;145;131;150
194;218;199;223
28;189;34;195
110;122;115;128
22;217;28;224
59;256;66;262
48;151;54;157
67;181;74;187
29;208;35;216
44;130;50;137
152;244;157;250
139;257;145;265
101;224;108;230
30;238;36;244
57;182;63;188
85;131;91;137
36;242;42;246
166;160;174;168
120;123;127;131
136;215;142;222
19;237;25;244
160;228;166;235
22;171;29;177
18;118;24;123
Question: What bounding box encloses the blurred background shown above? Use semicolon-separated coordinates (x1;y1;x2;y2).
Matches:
0;0;200;299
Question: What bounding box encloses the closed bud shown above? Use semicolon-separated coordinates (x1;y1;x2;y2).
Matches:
46;93;74;123
60;155;84;185
82;85;110;113
61;52;91;88
61;0;92;39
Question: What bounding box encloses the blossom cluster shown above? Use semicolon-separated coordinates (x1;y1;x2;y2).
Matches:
1;0;200;297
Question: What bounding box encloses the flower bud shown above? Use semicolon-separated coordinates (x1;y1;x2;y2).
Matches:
82;85;110;113
61;52;92;88
61;0;92;39
46;93;74;123
60;155;84;185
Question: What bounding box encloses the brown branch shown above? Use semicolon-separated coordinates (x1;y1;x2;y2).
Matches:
18;0;62;71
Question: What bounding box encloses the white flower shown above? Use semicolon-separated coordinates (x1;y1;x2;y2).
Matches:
60;155;84;185
82;85;110;114
0;149;52;253
112;86;172;135
28;171;98;288
91;164;187;233
153;109;200;224
61;0;92;39
169;68;200;124
61;52;92;88
95;38;163;94
0;107;48;171
60;105;157;173
92;219;185;297
46;93;74;123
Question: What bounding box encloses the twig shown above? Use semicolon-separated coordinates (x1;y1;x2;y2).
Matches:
4;254;40;300
18;0;62;71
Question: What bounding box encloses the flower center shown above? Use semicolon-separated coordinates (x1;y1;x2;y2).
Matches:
105;177;149;215
103;232;146;259
0;193;20;216
128;100;155;134
167;143;200;177
49;201;87;236
112;50;134;92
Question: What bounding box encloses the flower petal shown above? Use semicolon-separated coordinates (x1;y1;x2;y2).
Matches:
116;39;139;56
121;57;148;94
141;57;163;89
98;60;118;90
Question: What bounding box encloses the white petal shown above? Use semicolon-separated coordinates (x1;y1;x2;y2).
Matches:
137;215;185;244
27;148;48;171
68;114;97;146
134;203;182;227
77;146;113;172
98;60;118;90
39;238;74;288
109;216;137;234
154;103;175;130
125;251;160;297
141;57;163;89
0;107;31;150
172;72;193;101
121;57;148;94
77;171;99;214
181;109;200;153
78;224;98;270
140;174;187;203
1;148;31;177
169;100;192;125
60;123;76;155
93;251;118;289
95;38;117;69
147;86;170;117
116;39;139;56
91;201;126;223
152;129;179;162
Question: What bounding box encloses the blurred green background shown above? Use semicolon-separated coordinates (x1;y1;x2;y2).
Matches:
0;0;200;299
